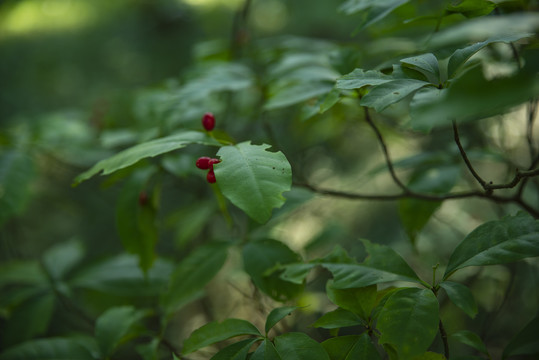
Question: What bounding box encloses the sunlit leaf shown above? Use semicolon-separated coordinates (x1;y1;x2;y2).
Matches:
444;212;539;279
215;142;292;223
182;319;261;355
73;131;220;185
377;288;439;359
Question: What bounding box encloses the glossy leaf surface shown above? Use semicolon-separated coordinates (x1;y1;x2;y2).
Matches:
439;281;478;318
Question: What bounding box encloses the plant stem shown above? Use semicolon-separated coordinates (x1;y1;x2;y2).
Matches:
439;319;450;359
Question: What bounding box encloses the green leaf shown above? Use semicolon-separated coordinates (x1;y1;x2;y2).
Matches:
116;168;158;272
429;13;539;49
274;332;330;360
322;334;381;360
265;306;298;334
377;288;439;359
0;261;47;288
182;319;262;355
400;54;440;85
0;338;94;360
444;212;539;279
1;291;55;348
445;0;496;18
447;33;534;78
323;263;421;289
161;242;229;316
335;69;392;90
243;239;304;301
265;82;334;111
411;352;447;360
0;150;35;227
326;281;377;320
399;165;460;244
452;330;489;355
361;238;422;281
95;306;150;358
319;88;342;114
211;338;261;360
42;239;85;281
411;65;539;128
312;308;363;329
69;255;173;297
215;142;292;223
251;339;281;360
73;131;220;185
503;314;539;359
339;0;410;30
439;281;478;318
360;79;431;112
280;263;317;284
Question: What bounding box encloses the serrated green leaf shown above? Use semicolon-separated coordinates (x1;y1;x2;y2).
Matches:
0;338;94;360
336;69;392;90
215;142;292;223
265;306;298;334
273;333;329;360
0;150;35;227
161;242;228;316
312;308;363;329
439;281;477;318
69;254;173;297
400;54;440;85
326;281;377;321
73;131;220;185
503;314;539;359
211;338;261;360
322;334;381;360
360;79;431;112
452;330;489;356
444;212;539;279
377;288;439;359
182;319;262;355
95;306;150;358
116;168;158;272
399;165;460;244
243;239;303;301
447;33;534;78
446;0;496;18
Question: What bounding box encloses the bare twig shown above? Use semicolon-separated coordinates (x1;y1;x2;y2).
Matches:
452;120;489;190
364;108;411;193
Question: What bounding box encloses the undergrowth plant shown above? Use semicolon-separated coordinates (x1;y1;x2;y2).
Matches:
1;1;539;359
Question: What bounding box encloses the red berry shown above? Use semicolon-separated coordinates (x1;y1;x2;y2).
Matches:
208;158;221;170
206;170;216;183
138;191;149;206
196;156;211;170
202;112;215;131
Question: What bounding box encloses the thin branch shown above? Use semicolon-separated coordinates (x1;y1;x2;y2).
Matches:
439;320;450;359
526;99;538;162
452;120;489;190
363;107;411;193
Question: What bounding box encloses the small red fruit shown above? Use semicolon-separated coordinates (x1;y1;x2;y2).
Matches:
202;112;215;131
196;156;212;170
208;158;221;170
138;191;149;206
206;170;216;183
